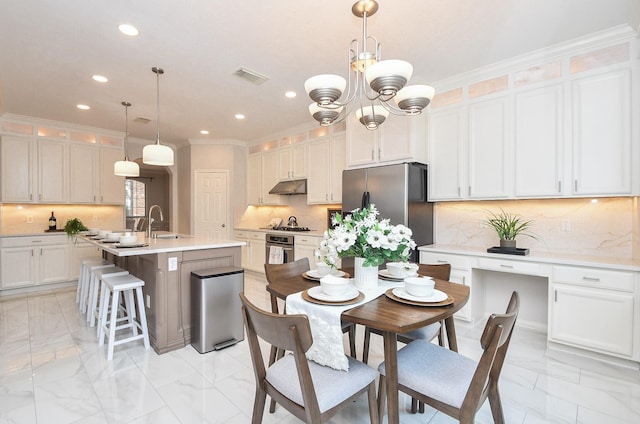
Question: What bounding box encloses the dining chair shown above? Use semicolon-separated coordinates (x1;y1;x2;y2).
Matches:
362;262;452;413
239;293;379;424
377;291;520;423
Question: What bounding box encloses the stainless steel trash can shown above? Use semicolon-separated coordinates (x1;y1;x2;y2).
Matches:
190;266;244;353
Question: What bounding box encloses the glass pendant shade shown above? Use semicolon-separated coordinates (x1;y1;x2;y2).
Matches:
114;101;140;177
309;103;344;126
143;66;174;166
365;60;413;95
356;105;389;130
143;143;174;166
304;74;347;105
394;84;435;114
114;159;140;177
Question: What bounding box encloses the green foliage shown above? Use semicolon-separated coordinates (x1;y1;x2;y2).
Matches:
484;208;538;241
63;218;88;236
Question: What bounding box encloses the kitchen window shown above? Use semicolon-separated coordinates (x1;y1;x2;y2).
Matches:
125;179;146;217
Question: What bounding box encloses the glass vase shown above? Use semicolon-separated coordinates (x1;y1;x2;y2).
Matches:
354;257;378;290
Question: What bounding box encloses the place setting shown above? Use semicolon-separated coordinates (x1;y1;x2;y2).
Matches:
378;261;419;281
302;275;364;305
302;262;350;281
385;276;454;307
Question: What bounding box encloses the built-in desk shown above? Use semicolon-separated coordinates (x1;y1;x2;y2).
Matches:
419;245;640;369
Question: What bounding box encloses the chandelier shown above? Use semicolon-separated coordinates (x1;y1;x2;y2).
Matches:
114;101;140;177
304;0;434;130
143;66;174;166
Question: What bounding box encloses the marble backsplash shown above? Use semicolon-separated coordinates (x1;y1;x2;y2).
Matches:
0;204;125;235
434;197;639;259
238;196;639;260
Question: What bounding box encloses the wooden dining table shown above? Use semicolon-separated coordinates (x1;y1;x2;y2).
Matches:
265;268;470;424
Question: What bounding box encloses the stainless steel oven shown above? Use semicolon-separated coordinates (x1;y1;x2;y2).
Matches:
265;233;294;264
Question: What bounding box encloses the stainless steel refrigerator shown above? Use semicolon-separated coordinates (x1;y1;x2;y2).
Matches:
341;162;434;264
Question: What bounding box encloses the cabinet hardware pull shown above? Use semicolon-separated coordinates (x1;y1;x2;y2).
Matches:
574;180;578;192
31;240;42;243
582;276;600;281
468;186;471;196
436;260;449;263
457;187;461;197
325;194;328;201
499;264;514;268
558;181;561;193
39;194;42;200
462;276;466;284
30;193;33;200
554;290;557;302
378;148;381;159
371;150;374;160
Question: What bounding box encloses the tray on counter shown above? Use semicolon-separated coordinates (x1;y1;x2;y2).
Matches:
486;246;529;256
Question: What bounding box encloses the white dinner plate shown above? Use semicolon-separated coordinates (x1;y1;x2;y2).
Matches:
392;288;448;303
379;269;418;280
306;269;347;279
307;285;360;302
114;243;147;248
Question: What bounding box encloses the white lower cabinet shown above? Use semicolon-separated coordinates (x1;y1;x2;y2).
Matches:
294;235;322;270
0;235;70;290
549;265;636;358
234;230;265;273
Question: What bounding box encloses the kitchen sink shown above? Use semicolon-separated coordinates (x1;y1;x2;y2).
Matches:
152;232;190;239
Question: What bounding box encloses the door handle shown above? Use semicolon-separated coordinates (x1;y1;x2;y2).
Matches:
221;224;226;228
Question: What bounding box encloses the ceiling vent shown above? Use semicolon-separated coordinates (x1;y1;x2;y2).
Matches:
233;67;270;85
134;117;151;124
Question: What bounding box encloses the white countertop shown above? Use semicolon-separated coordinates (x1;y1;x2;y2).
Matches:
83;234;245;257
419;244;640;271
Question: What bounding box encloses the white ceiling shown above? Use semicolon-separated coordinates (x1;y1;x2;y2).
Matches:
0;0;636;147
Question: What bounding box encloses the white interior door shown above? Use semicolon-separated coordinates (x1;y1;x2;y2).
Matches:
195;171;228;240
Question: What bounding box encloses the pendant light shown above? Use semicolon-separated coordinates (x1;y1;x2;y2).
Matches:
143;66;174;166
304;0;435;130
114;101;140;177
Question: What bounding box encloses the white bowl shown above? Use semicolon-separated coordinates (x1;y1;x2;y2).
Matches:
105;232;121;241
88;228;99;236
98;230;111;239
387;262;417;277
118;235;138;245
320;275;350;297
404;276;435;298
315;262;332;277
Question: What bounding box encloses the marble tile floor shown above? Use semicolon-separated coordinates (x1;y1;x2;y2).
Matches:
1;274;639;424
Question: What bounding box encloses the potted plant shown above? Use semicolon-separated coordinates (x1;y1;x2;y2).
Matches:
484;208;538;250
63;218;88;244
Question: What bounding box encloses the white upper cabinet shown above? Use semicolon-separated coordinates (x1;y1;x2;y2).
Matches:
571;69;632;196
246;144;281;206
69;143;98;203
514;84;564;197
306;130;345;204
278;134;307;181
468;95;511;199
427;107;466;200
1;136;67;203
98;147;125;204
427;30;637;201
346;112;427;168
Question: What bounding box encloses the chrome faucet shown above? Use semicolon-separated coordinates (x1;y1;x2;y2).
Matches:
147;204;164;239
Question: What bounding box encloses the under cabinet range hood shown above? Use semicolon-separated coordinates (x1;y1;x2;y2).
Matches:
268;179;307;195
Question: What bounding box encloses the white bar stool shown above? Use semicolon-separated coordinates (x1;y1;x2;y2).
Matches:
87;266;129;327
78;260;115;314
98;274;150;360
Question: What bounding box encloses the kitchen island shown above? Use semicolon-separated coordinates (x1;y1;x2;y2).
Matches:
85;234;245;354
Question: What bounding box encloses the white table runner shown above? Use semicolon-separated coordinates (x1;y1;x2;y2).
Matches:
285;278;404;371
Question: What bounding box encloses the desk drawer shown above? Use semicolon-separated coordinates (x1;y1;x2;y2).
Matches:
477;257;542;276
420;252;469;270
553;265;634;292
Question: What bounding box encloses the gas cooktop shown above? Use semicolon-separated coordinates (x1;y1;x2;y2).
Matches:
272;226;311;232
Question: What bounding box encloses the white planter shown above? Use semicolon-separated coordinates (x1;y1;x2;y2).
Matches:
354;257;379;290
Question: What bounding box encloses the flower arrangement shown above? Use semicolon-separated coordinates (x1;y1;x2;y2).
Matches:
316;204;416;268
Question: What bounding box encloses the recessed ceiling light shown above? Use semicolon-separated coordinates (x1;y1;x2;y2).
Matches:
235;114;245;120
118;24;139;36
92;75;108;83
77;104;90;110
285;91;296;98
200;130;209;135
